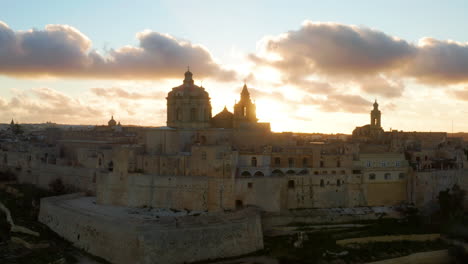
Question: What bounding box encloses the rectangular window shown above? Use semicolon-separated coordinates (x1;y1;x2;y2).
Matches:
248;182;253;188
366;161;371;168
274;157;281;166
381;161;386;167
396;161;401;167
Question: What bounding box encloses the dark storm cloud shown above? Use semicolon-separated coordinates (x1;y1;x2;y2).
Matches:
0;22;235;81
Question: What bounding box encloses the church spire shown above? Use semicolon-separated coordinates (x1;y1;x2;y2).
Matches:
241;83;250;98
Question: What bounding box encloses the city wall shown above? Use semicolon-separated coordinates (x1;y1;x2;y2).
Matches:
39;194;264;264
97;173;236;211
413;169;468;209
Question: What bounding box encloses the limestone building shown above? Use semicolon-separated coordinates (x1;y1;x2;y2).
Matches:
0;70;467;213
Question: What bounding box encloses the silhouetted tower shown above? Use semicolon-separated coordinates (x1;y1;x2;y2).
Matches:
370;100;381;128
233;84;258;128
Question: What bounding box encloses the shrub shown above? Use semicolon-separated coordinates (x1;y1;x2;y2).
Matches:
48;178;66;194
0;170;17;181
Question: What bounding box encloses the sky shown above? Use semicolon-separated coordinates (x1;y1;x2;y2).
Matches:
1;0;468;133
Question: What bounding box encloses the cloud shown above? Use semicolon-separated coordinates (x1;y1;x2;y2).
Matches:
1;86;170;125
256;21;414;76
304;94;371;113
252;20;468;99
90;87;166;100
452;87;468;101
1;87;103;123
0;22;235;81
359;75;404;98
405;38;468;84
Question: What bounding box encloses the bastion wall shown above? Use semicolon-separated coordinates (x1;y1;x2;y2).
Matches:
39;194;264;264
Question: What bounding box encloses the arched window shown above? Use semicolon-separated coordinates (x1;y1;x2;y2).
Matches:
176;108;182;121
369;173;376;180
190;108;197;121
322;171;328;174
254;171;264;177
236;200;243;209
337;179;341;186
288;180;295;189
271;169;284;177
98;158;102;166
314;171;319;175
288;158;294;168
243;106;247;117
251;157;257;167
299;169;308;175
302;157;308;167
241;171;251;177
331;170;336;174
286;170;295;175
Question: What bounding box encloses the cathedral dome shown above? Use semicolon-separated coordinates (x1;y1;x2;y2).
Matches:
166;70;212;129
108;116;117;127
168;70;209;98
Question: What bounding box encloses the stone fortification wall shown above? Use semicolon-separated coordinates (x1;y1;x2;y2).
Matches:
39;194;263;264
15;164;96;193
235;174;364;212
97;173;236;211
413;169;468;209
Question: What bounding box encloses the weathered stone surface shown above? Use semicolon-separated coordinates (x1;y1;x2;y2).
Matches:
39;194;264;264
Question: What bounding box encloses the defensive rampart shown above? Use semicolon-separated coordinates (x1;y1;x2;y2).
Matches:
39;194;263;264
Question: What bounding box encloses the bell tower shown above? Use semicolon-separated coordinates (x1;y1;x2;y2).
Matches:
233;84;258;128
370;100;381;128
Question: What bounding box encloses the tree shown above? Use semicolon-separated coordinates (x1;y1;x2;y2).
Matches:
438;184;466;224
12;124;23;135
